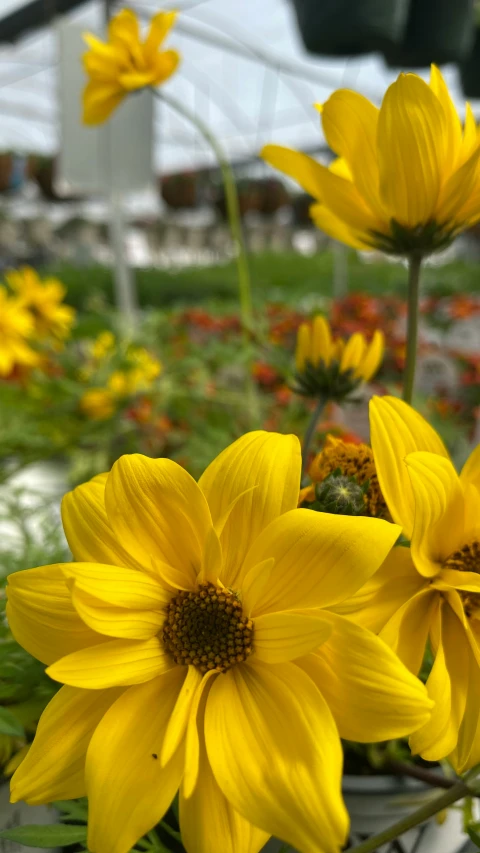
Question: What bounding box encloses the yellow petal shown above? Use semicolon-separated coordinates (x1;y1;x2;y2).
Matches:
240;558;275;617
434;569;480;594
161;666;203;767
377;73;445;226
460;442;480;491
10;686;122;805
117;70;155;91
380;588;439;674
46;638;173;689
204;660;347;853
461;102;478;161
260;144;325;199
429;65;462;171
321;89;384;219
86;670;186;853
105;454;211;586
410;601;468;760
359;330;385;381
309;202;372;250
183;670;217;799
436;142;480;225
298;612;432;742
198;432;301;588
180;710;269;853
144;11;177;60
70;586;164;640
333;545;427;633
6;565;104;665
312;315;332;366
242;508;400;615
369;395;449;539
151;49;181;86
62;562;168;609
199;527;223;584
252;611;331;664
307;163;382;234
406;452;466;577
83;80;125;126
295;322;311;371
340;332;366;373
450;643;480;773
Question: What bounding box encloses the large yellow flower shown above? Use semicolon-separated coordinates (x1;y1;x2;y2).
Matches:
349;396;480;771
83;9;180;125
293;315;384;400
0;287;39;377
262;66;480;255
6;267;75;341
7;432;432;853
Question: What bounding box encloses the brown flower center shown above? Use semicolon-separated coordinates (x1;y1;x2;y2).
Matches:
162;583;254;674
304;437;390;519
443;541;480;619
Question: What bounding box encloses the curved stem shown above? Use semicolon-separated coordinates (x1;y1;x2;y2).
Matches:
153;89;253;332
344;773;478;853
301;397;325;480
403;253;422;405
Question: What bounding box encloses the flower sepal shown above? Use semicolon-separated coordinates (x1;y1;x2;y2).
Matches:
291;358;362;402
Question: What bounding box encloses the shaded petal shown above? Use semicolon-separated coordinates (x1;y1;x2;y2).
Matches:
298;612;432;742
429;65;462;170
333;545;427;634
312;315;333;366
161;666;203;767
10;686;121;805
105;454;211;586
198;432;301;588
450;643;480;773
410;601;469;761
369;395;449;539
380;588;439;675
205;660;347;853
309;202;372;250
460;442;480;491
83;80;125;126
377;74;445;226
359;330;385;381
151;49;180;86
86;669;186;853
340;332;366;373
62;562;168;609
46;637;173;689
436;142;480;225
260;144;325;199
61;476;144;569
70;586;164;640
183;670;217;799
252;611;332;663
406;452;466;576
242;508;400;615
6;565;104;665
307;164;383;234
180;713;269;853
295;322;310;372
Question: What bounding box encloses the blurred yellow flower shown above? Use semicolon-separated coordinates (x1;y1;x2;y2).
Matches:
293;315;384;400
347;396;480;772
80;388;117;420
6;267;75;341
7;432;431;853
90;331;116;361
83;8;180;125
262;66;480;255
0;287;39;378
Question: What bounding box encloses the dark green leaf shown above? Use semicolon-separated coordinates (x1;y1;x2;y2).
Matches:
467;825;480;847
0;824;88;848
0;705;25;737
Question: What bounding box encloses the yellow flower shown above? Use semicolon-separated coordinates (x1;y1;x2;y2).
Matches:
80;388;117;420
90;331;116;361
293;314;384;400
7;432;432;853
347;396;480;772
262;66;480;255
6;267;75;341
83;8;180;125
0;287;39;377
107;349;162;397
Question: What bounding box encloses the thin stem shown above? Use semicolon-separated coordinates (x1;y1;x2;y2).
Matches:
343;778;472;853
301;397;325;479
385;760;456;791
403;253;422;405
153;89;253;332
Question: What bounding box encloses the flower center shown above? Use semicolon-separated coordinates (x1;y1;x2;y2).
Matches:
162;583;254;674
443;541;480;620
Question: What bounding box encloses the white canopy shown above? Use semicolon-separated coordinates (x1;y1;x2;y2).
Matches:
0;0;473;174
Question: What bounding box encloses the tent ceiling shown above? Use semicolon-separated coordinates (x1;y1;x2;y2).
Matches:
0;0;473;173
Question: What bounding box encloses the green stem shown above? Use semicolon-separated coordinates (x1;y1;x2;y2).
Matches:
344;778;472;853
153;89;253;333
403;253;422;405
301;397;325;479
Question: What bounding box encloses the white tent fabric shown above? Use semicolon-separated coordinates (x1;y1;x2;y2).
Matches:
0;0;474;173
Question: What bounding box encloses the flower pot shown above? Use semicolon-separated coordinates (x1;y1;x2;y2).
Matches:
343;775;470;852
385;0;474;67
290;0;411;57
0;783;59;853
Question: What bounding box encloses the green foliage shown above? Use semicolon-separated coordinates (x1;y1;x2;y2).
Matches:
0;824;88;847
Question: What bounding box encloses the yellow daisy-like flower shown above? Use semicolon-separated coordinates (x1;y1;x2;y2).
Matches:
0;287;39;378
262;66;480;255
90;331;116;362
293;314;384;400
348;396;480;772
6;267;75;341
83;8;180;126
7;432;432;853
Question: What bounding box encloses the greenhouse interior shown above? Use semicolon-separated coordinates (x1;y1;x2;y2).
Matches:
2;1;480;852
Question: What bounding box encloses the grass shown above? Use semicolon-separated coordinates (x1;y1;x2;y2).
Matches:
43;250;480;312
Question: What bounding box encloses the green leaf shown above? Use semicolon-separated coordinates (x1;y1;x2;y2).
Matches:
0;824;88;848
467;825;480;848
0;705;25;737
